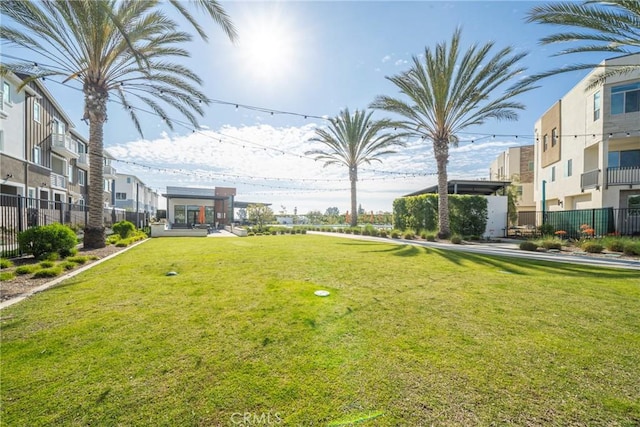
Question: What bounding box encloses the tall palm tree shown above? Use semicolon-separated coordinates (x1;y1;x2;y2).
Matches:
523;0;640;89
1;0;236;248
371;29;533;238
306;109;408;227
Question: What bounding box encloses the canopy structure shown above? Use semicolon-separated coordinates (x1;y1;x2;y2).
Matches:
404;180;511;196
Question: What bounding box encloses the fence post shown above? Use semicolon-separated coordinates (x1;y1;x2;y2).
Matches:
17;195;24;232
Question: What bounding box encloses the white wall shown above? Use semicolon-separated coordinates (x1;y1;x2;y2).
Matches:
484;195;508;238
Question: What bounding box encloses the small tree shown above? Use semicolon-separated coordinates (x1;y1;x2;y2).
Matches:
247;204;274;231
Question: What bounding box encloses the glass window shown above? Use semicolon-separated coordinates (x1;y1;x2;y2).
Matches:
0;130;4;151
543;134;548;151
528;161;534;171
68;164;73;183
620;149;640;168
551;166;556;182
33;146;41;165
2;82;10;104
78;169;86;186
34;101;41;122
174;205;186;224
593;91;600;121
116;192;127;200
611;82;640;115
551;128;558;147
127;177;131;183
565;159;572;177
608;151;620;168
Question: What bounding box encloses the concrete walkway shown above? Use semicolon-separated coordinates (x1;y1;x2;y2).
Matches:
307;231;640;270
206;229;237;237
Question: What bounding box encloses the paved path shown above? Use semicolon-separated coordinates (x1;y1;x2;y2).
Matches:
307;231;640;270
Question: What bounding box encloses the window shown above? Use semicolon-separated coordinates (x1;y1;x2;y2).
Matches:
565;159;572;177
543;134;548;151
611;82;640;114
174;205;186;224
34;101;41;123
68;164;73;183
0;130;4;151
609;149;640;168
78;169;86;186
104;179;111;192
116;192;127;200
551;166;556;182
126;177;131;183
551;128;558;147
33;146;41;165
2;82;10;104
516;186;523;197
27;188;36;208
528;161;534;171
593;91;601;121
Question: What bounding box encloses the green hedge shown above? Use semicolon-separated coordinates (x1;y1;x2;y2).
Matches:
393;194;488;236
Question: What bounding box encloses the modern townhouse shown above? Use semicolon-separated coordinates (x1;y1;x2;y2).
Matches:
113;173;159;216
533;53;640;235
489;145;535;213
1;72;85;208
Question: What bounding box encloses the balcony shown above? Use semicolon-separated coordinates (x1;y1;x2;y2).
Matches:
77;152;89;168
51;134;79;159
103;164;117;178
50;173;67;189
581;169;601;190
607;166;640;187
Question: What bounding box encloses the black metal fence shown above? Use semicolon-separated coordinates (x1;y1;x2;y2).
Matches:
508;207;640;239
0;193;148;258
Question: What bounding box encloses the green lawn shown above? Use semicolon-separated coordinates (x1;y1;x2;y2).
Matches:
1;235;639;426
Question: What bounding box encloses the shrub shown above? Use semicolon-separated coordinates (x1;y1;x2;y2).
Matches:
1;271;16;281
425;233;436;242
17;223;78;259
581;241;604;253
300;229;307;234
106;235;120;245
0;258;14;269
450;235;463;244
352;228;361;235
403;231;414;240
623;241;640;256
390;230;400;239
520;241;538;251
67;256;90;265
115;239;132;247
378;229;388;238
16;265;39;275
344;229;352;234
38;260;55;268
540;238;563;250
603;237;626;252
369;229;378;237
538;223;554;237
59;261;77;271
112;220;136;239
33;267;63;278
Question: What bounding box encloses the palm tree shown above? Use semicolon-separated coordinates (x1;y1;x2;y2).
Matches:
371;28;533;238
306;109;408;227
523;0;640;89
1;0;236;248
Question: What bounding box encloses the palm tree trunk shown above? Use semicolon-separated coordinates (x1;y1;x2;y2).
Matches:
83;84;108;249
350;166;358;227
434;140;450;238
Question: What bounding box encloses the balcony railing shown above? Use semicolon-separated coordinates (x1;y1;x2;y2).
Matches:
51;134;79;159
607;166;640;186
580;169;601;190
77;152;89;167
50;173;67;189
103;164;116;178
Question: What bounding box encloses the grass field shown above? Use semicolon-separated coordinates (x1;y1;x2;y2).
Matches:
1;235;639;426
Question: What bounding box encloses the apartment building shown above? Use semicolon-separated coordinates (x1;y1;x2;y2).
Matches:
113;173;159;216
533;53;640;214
489;145;535;212
0;72;89;208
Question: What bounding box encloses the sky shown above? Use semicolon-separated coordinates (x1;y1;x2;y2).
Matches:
4;1;612;214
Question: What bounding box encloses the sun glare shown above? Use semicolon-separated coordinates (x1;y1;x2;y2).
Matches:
237;15;298;84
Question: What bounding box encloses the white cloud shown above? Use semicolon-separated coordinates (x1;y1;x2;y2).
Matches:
106;126;513;213
381;55;392;63
394;59;408;66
